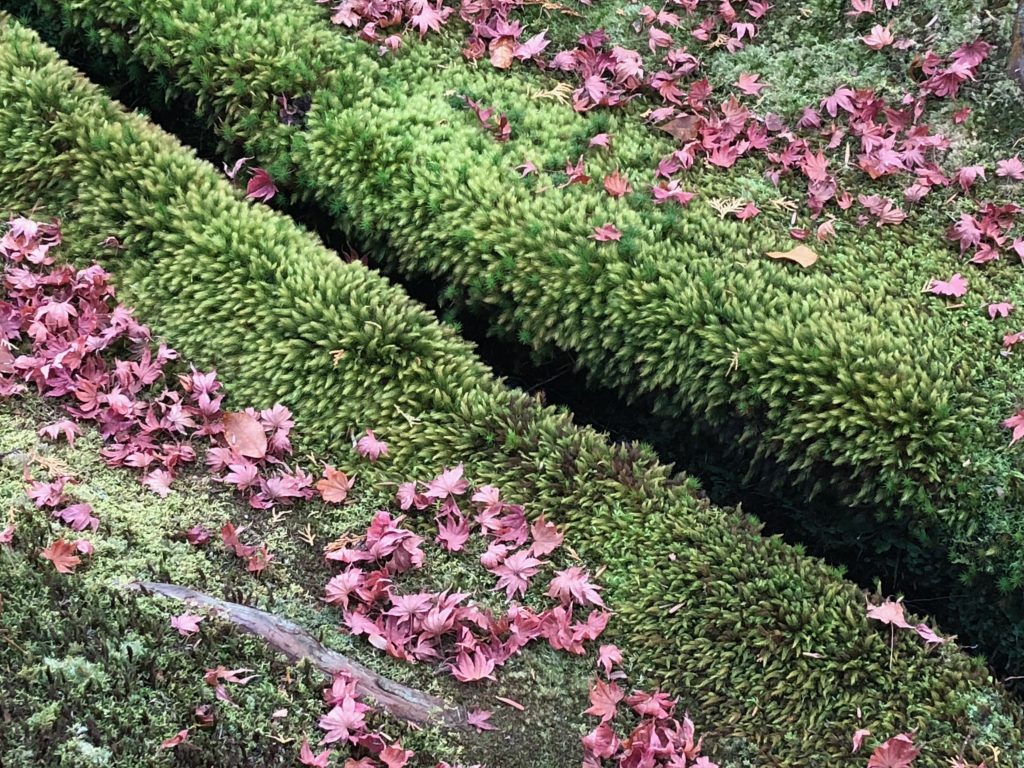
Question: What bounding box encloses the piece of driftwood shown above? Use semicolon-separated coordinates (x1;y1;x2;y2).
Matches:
1012;1;1024;91
124;580;467;728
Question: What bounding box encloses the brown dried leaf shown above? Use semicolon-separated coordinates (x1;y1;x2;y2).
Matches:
657;114;700;142
765;244;819;268
489;37;515;69
222;411;268;459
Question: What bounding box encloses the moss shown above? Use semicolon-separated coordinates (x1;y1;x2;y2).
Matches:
0;21;1022;765
0;398;593;767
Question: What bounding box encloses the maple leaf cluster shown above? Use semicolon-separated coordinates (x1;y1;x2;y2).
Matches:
580;646;719;767
321;463;610;680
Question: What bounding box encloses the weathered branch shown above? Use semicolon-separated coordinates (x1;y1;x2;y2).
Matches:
1011;0;1024;91
123;580;467;729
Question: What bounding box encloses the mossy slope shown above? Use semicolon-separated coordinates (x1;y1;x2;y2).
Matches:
11;0;1024;672
0;18;1022;765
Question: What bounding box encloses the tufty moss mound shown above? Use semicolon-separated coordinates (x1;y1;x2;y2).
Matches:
1;17;1024;765
11;0;1024;671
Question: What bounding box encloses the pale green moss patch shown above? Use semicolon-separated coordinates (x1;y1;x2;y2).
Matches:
0;396;595;767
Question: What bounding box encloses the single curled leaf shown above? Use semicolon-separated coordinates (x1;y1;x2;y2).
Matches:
765;244;819;268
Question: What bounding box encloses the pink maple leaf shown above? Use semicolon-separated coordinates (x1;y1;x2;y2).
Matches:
996;156;1024;181
868;733;919;768
356;429;388;461
735;202;760;220
861;24;894;50
561;156;590;187
988;302;1014;320
451;648;497;682
142;468;175;498
319;698;368;744
652;180;695;206
584;679;623;721
379;745;415;768
547;566;605;607
591;224;622;242
515;30;550;61
170;613;204;637
436;514;471;551
1002;411;1024;444
245;168;277;202
517;160;537;177
582;722;620;759
299;739;332;767
588;133;612;149
955;165;986;193
927;273;967;298
528;515;563;556
866;598;913;629
491;549;544;598
852;728;872;753
736;72;767;96
914;622;946;645
0;524;14;545
821;86;857;117
409;0;452;36
160;729;190;750
597;644;622;677
467;709;495;732
223;156;252;180
425;464;468;498
54;503;99;532
38;419;80;447
847;0;874;16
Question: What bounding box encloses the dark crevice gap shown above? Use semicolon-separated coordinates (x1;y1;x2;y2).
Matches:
17;11;1021;681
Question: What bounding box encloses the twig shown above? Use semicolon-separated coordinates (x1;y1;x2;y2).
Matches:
123;580;467;728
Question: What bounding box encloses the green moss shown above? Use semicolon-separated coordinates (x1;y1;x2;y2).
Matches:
0;20;1022;765
0;397;596;767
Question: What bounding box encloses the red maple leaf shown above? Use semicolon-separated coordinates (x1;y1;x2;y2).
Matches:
245;168;277;202
867;733;919;768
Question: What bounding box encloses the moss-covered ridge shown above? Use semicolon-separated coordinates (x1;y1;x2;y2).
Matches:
1;17;1023;766
17;0;1024;645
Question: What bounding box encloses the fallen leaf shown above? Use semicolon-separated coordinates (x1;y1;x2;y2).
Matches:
657;114;700;142
489;37;515;69
222;411;268;459
766;244;819;268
